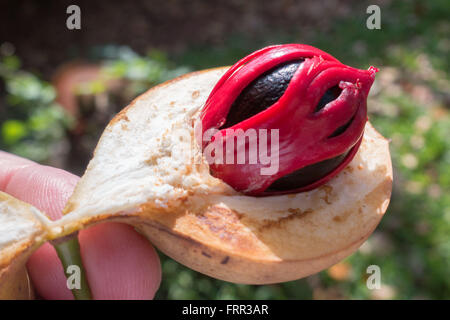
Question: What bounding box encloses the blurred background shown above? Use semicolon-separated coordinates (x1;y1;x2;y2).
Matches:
0;0;449;299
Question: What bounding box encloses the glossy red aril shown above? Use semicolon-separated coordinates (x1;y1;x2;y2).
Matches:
199;44;378;196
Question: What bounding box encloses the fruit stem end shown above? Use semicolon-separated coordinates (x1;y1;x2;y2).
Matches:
53;234;92;300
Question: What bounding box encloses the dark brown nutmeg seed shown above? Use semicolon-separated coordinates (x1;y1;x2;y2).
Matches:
315;85;342;113
266;151;349;192
222;60;304;129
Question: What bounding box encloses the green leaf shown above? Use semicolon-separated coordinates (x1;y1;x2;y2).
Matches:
1;120;28;145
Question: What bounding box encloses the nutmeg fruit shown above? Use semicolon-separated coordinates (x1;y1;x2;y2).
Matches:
200;44;378;195
0;64;392;293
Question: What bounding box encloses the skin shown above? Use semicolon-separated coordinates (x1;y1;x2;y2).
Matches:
0;151;161;300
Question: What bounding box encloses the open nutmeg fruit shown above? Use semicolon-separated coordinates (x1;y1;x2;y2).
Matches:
0;44;392;299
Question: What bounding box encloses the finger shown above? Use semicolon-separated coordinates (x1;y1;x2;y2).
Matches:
0;151;36;191
26;243;75;300
2;163;79;220
79;222;161;300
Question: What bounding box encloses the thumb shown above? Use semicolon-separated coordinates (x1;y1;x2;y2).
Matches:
3;162;79;221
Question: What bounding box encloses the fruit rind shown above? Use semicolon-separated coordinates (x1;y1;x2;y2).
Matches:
0;68;392;290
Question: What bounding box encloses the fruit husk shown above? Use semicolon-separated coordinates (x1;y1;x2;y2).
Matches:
0;255;34;299
0;67;392;296
0;193;50;299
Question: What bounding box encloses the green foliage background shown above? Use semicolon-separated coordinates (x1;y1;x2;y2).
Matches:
0;0;448;299
0;54;72;162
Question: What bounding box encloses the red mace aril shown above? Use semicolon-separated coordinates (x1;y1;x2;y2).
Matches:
199;44;378;196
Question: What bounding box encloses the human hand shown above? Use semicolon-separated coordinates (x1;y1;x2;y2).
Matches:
0;151;161;299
